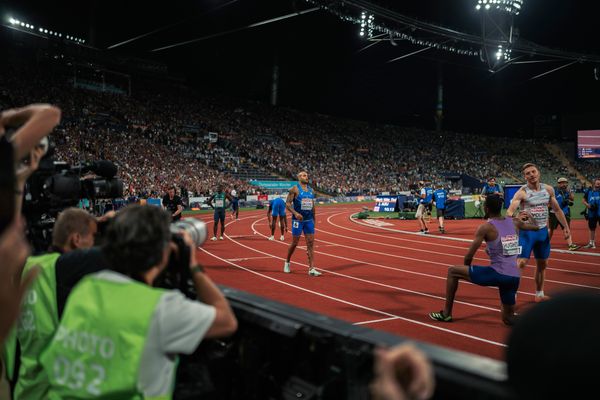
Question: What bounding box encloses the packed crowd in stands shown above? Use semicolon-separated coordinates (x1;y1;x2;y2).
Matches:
0;54;593;200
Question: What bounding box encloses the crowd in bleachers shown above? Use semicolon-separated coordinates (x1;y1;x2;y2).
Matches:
0;54;590;199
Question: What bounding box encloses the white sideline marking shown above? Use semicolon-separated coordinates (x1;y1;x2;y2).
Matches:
336;214;600;272
353;316;401;325
200;244;507;348
322;214;600;281
245;217;510;308
351;215;600;258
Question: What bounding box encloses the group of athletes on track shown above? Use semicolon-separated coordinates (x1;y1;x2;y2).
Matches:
202;163;599;325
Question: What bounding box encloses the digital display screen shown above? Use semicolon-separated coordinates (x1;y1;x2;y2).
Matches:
577;130;600;159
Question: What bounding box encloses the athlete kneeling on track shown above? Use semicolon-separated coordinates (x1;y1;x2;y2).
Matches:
429;195;539;326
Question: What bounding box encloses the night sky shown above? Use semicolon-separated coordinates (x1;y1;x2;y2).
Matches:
2;0;599;136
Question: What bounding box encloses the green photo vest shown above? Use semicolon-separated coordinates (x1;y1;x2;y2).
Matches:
12;252;60;400
40;275;167;399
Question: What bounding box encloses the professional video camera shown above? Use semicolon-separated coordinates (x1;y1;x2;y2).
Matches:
22;142;124;251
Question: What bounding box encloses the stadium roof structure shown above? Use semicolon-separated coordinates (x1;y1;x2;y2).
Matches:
2;0;599;134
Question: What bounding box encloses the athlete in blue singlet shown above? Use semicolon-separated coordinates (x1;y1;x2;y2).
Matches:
507;163;570;302
433;185;448;233
267;197;287;241
283;171;321;276
583;178;600;249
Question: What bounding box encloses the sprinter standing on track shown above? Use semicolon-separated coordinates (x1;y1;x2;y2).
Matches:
283;171;321;276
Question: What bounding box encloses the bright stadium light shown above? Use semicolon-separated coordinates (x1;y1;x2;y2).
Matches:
476;0;524;15
8;17;15;24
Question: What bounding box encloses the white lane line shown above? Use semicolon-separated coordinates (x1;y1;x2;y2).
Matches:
225;256;274;262
322;214;600;279
351;215;600;258
333;214;600;272
353;316;402;325
199;244;507;348
244;217;511;308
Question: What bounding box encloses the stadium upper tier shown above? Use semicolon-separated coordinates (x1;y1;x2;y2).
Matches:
0;55;588;197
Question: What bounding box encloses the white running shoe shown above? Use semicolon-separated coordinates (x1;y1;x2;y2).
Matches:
583;243;596;249
280;235;285;241
268;235;275;241
211;236;217;241
308;268;322;277
283;262;291;273
219;236;224;240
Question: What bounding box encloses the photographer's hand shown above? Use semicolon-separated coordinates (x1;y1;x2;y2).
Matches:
1;104;61;160
371;344;435;400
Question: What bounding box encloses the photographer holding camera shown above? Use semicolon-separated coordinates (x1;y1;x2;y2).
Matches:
549;178;579;251
39;205;237;399
6;208;97;400
583;178;600;249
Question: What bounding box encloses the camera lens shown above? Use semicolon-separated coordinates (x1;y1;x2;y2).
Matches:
170;219;207;247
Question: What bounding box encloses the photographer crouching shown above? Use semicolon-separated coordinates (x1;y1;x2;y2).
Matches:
39;205;237;399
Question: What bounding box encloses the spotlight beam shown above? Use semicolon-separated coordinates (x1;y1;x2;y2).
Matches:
152;7;320;52
107;0;241;50
386;46;432;64
528;60;578;81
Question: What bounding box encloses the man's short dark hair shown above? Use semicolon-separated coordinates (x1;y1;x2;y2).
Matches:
103;205;171;280
521;163;538;172
52;208;96;248
484;195;503;215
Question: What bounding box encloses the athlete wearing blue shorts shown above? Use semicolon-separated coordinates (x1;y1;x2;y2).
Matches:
230;186;239;220
433;185;447;233
283;171;321;276
429;195;539;325
507;163;571;302
267;197;287;241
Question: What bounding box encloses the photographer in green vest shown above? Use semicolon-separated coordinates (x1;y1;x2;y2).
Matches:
40;205;237;399
5;208;97;400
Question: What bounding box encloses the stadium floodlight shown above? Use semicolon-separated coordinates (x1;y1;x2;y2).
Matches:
8;18;15;24
44;29;48;33
476;0;524;15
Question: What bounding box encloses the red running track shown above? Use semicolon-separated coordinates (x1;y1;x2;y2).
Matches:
193;204;600;361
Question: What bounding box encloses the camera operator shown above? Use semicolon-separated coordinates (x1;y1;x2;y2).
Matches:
39;205;237;399
549;178;579;251
5;208;97;400
583;178;600;249
162;186;184;221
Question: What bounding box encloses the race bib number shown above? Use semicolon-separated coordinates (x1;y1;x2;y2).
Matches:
301;198;313;211
215;199;224;208
293;221;299;229
501;234;521;256
528;205;547;225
